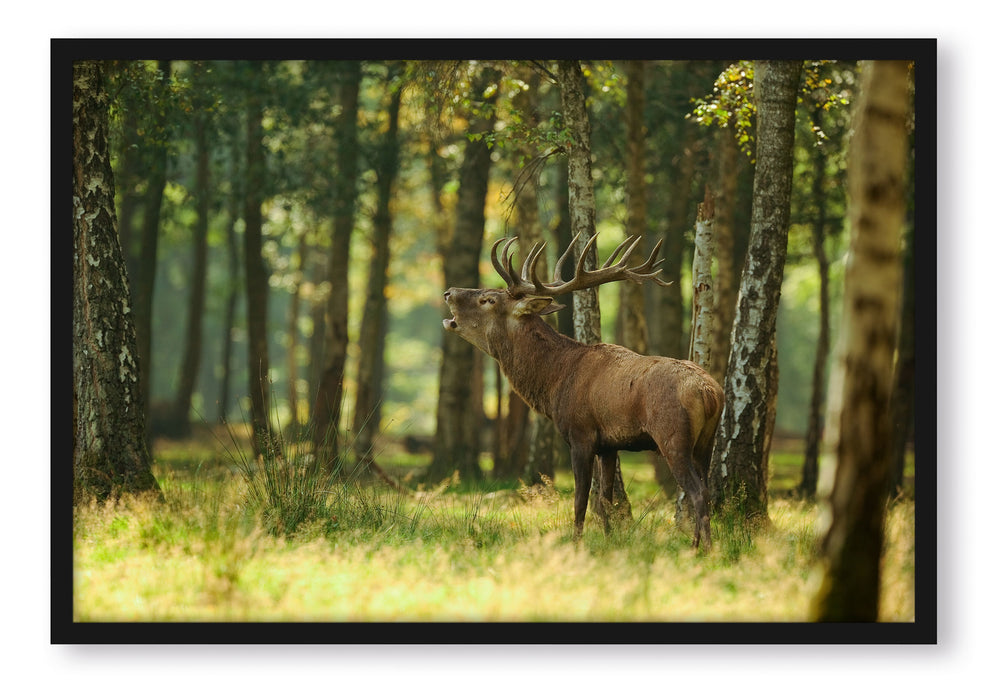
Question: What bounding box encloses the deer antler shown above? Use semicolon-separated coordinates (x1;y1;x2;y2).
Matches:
491;233;673;298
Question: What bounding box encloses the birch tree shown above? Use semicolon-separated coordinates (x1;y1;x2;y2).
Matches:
689;188;717;372
813;60;910;621
710;60;803;522
73;60;160;501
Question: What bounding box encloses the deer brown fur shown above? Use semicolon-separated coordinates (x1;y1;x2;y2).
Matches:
442;235;724;548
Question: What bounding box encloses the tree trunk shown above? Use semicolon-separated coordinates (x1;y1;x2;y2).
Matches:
552;159;575;340
560;61;601;345
888;221;915;496
559;60;632;522
72;60;160;502
711;125;742;385
813;60;910;622
677;187;718;527
353;70;402;464
710;60;802;522
286;233;306;432
242;61;273;457
131;60;171;443
649;140;695;361
170;107;210;437
617;60;649;355
689;187;717;371
312;61;361;468
217;157;241;424
115;77;143;284
430;66;499;483
799;123;831;499
306;239;329;419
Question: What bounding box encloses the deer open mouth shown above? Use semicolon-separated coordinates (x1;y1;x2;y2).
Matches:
442;290;460;330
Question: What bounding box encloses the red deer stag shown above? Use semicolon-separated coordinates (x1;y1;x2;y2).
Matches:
442;234;724;548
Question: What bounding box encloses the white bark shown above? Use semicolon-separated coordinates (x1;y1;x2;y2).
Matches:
689;189;716;372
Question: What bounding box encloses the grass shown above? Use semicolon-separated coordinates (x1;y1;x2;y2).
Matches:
71;426;916;623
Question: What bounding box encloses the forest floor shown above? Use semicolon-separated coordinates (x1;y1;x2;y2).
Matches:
70;425;916;627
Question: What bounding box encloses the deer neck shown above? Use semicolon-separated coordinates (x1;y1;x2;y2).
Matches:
488;315;580;418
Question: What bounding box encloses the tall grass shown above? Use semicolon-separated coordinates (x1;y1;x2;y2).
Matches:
72;431;916;623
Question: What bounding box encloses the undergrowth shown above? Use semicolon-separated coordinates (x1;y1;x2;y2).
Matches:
71;428;916;623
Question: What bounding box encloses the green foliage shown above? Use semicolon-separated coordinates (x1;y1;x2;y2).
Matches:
690;60;855;161
689;61;756;159
798;60;854;145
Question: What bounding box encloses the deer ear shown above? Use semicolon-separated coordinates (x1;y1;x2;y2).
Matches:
514;296;565;317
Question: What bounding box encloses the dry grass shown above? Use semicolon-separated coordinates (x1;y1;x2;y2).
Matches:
72;454;915;623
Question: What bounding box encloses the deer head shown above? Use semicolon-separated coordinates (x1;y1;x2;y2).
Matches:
443;233;670;354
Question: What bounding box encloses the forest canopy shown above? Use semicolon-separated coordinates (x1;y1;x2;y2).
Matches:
93;57;878;449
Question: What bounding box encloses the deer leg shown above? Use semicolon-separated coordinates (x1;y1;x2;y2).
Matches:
687;476;712;550
691;429;718;550
570;443;595;540
594;451;618;534
661;445;710;550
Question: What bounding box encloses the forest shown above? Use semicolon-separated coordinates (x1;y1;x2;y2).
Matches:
67;50;926;633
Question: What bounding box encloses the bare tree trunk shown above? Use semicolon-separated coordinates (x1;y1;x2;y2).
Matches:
312;61;361;468
559;60;632;522
132;60;171;444
711;126;741;385
73;60;160;501
430;66;499;483
617;60;649;355
243;61;273;458
813;60;910;622
552;159;575;340
116;76;143;286
676;188;718;527
888;210;915;496
689;187;717;371
171;107;210;437
286;234;306;432
649;140;695;361
560;62;601;344
353;70;402;464
217;159;241;423
711;60;802;522
799;123;831;499
306;239;329;419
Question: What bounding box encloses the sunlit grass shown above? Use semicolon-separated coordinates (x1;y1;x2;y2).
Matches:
71;435;916;623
